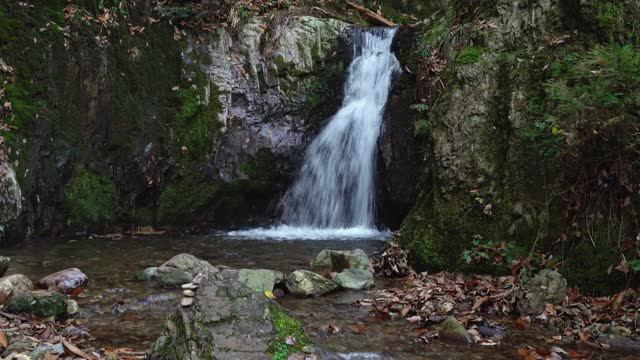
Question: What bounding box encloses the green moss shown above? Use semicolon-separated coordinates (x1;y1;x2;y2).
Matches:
5;292;67;318
65;166;117;226
158;175;219;225
240;148;279;183
457;46;483;65
268;305;309;360
414;119;429;137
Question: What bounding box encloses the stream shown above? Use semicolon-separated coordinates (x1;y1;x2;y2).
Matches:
3;234;634;359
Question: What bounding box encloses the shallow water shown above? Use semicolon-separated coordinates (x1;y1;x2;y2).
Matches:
1;234;635;359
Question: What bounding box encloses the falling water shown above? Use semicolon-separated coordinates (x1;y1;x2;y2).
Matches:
230;28;400;240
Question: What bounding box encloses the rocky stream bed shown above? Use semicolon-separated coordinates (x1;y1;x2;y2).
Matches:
0;234;639;360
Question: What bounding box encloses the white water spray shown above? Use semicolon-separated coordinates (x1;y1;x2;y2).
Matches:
229;27;399;240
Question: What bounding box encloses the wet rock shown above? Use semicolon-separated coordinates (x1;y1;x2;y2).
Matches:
286;270;338;297
149;271;300;360
518;269;567;315
0;163;22;235
597;334;640;353
312;249;371;273
437;317;473;344
0;274;33;305
67;299;79;315
237;269;284;292
134;267;158;281
5;290;68;318
334;269;374;290
37;268;88;294
155;254;218;288
0;256;10;277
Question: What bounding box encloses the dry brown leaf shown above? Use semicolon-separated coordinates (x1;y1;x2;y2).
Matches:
62;339;97;360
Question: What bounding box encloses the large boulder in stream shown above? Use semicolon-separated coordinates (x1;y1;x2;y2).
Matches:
312;249;371;273
0;274;33;305
156;254;219;287
334;269;374;290
285;270;338;297
38;268;88;294
149;271;312;360
238;269;285;292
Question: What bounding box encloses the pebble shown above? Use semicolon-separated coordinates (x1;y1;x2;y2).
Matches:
182;283;198;290
66;299;79;315
181;297;194;307
183;290;195;297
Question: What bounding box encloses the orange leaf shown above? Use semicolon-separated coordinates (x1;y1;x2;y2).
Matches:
0;331;7;348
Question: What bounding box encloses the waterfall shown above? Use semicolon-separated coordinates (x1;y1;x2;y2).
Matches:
229;27;399;240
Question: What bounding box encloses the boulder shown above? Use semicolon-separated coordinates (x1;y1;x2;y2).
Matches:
334;269;374;290
0;274;33;305
238;269;284;292
285;270;338;297
134;266;159;281
155;254;218;287
438;317;473;344
0;256;9;277
312;249;371;273
518;269;567;315
149;271;310;360
5;290;68;318
37;268;88;294
596;334;640;353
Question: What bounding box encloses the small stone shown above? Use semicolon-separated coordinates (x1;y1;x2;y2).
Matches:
302;345;316;354
181;297;194;307
182;283;198;290
183;290;195;297
66;299;79;315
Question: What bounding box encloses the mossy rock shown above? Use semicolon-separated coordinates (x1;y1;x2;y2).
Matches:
5;290;67;318
64;166;117;226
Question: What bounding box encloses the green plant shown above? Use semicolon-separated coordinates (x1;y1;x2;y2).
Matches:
461;235;518;266
414;119;429;137
65;166;117;226
268;305;309;360
457;46;483;65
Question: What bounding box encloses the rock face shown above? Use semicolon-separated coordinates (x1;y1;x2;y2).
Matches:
0;274;33;305
334;269;374;290
518;270;567;315
312;249;371;273
4;290;68;318
237;269;285;292
149;271;307;360
37;268;88;294
0;163;21;240
0;256;10;277
156;254;219;287
285;270;338;297
1;1;358;240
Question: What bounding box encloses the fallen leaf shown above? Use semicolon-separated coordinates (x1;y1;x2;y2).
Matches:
0;331;7;348
62;339;97;360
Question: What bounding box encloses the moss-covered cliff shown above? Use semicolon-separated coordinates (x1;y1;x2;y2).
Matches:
399;0;640;295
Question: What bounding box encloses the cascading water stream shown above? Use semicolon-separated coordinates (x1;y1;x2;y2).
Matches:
230;27;400;240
